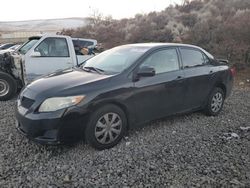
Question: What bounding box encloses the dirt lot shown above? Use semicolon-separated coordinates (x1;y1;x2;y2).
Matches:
0;77;250;187
235;67;250;89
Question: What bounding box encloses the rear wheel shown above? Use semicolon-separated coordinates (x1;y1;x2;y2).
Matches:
0;72;17;101
204;87;225;116
85;104;127;150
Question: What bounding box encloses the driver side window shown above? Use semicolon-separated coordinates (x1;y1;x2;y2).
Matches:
35;38;69;57
140;48;179;74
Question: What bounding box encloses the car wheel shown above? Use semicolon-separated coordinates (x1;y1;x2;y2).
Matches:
85;104;127;150
205;87;225;116
0;72;17;101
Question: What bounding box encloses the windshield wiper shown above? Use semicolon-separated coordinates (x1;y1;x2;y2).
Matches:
78;56;94;66
83;66;105;74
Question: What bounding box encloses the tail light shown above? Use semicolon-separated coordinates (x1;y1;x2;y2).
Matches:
230;67;236;77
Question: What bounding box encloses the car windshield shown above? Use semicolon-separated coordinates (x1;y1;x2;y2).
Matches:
83;46;149;74
19;39;39;55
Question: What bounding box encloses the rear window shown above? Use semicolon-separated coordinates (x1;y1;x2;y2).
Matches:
79;40;94;47
73;40;95;55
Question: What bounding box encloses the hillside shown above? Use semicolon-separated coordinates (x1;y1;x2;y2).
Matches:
61;0;250;66
0;17;88;32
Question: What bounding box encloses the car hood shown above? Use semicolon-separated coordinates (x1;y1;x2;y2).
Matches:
24;68;113;98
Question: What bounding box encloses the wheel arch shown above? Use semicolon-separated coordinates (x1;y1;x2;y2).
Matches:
203;81;227;108
214;82;227;96
90;100;132;130
0;70;18;100
0;70;22;89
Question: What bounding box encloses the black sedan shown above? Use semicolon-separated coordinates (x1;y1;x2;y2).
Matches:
16;43;234;150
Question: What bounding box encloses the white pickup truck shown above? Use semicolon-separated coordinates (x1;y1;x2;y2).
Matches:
0;34;97;100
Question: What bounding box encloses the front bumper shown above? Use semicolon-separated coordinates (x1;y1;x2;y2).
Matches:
15;106;89;145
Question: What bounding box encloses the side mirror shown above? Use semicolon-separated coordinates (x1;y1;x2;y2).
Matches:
137;66;156;77
30;51;41;57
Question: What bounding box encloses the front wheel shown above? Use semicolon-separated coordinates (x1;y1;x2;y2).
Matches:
0;72;17;101
204;87;225;116
85;104;127;150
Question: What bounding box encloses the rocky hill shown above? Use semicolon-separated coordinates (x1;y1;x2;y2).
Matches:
0;17;87;32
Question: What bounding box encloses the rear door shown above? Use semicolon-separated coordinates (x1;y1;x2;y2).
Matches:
25;36;74;82
179;47;214;110
133;48;185;124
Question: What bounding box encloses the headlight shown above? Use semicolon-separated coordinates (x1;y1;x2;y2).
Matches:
39;95;85;112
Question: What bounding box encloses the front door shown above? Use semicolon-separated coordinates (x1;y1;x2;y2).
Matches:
133;48;185;124
25;37;73;82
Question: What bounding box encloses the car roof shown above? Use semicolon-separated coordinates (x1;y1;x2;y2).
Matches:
72;38;97;42
28;35;97;45
123;43;200;49
122;43;214;59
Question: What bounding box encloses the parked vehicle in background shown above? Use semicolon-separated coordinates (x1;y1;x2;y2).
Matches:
0;34;97;100
0;44;21;54
0;43;16;50
15;43;235;150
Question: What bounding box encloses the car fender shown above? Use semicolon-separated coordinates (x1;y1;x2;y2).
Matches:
88;97;135;130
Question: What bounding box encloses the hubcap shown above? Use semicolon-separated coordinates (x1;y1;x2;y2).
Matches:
0;79;9;97
95;112;122;144
211;92;223;113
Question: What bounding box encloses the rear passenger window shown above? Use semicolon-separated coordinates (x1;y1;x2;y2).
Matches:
140;48;179;74
180;48;208;68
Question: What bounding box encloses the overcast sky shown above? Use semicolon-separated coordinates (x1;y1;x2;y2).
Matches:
0;0;182;22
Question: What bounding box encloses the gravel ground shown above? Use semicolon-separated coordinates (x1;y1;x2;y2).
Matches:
0;88;250;187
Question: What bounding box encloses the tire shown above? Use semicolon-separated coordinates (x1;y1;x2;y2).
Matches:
85;104;127;150
0;72;17;101
204;87;225;116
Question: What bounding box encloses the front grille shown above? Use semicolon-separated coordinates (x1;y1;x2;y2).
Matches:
21;96;35;109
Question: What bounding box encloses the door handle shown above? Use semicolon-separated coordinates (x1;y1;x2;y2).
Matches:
209;70;214;74
174;76;184;83
176;76;183;80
